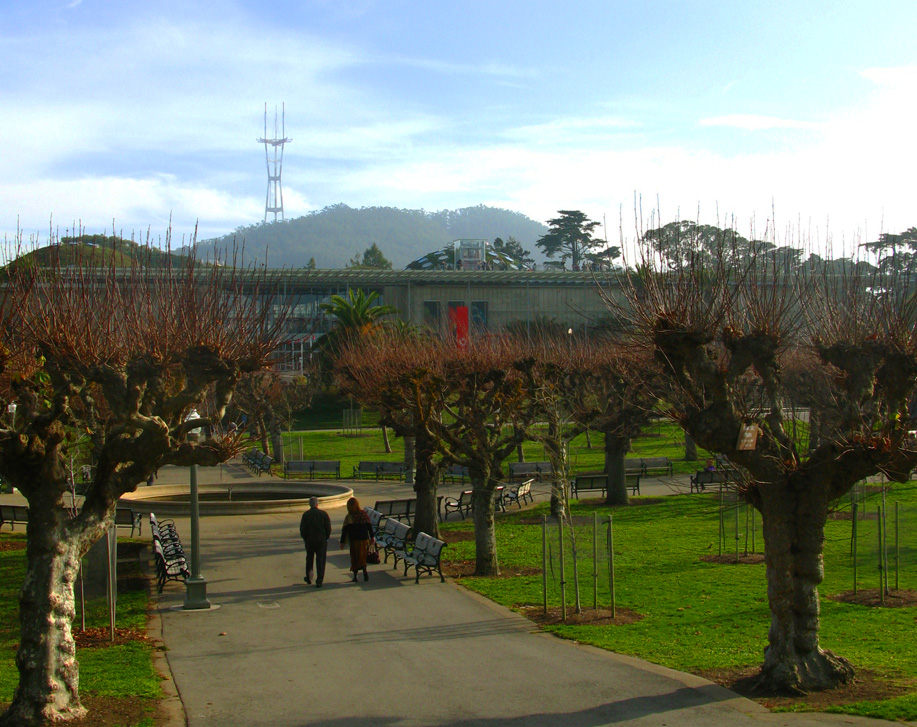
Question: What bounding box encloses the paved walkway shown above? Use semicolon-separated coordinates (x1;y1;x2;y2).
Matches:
0;462;903;726
141;462;907;727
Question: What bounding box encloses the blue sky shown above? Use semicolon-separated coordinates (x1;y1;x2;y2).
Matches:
2;0;916;251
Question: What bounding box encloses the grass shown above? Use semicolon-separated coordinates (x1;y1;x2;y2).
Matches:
0;534;161;725
438;484;917;722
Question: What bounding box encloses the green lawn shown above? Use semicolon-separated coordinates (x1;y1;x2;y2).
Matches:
440;484;917;722
0;535;161;724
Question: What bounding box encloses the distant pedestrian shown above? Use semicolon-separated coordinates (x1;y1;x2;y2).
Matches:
300;496;332;587
340;497;374;582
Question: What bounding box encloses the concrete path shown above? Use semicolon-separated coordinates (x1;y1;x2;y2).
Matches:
148;462;903;727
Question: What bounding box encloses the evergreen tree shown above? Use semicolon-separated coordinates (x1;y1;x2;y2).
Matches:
535;210;603;271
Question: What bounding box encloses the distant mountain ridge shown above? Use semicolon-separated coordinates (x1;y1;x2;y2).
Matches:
198;204;549;269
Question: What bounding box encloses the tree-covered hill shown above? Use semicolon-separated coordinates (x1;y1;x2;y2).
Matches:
198;204;549;269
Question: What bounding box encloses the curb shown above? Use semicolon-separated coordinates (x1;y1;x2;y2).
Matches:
147;594;186;727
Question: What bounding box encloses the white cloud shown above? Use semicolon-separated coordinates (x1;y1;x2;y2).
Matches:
698;114;819;131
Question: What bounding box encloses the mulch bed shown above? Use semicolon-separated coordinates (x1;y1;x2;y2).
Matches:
73;626;151;648
0;538;27;552
518;604;643;626
696;666;915;711
442;559;541;579
826;588;917;608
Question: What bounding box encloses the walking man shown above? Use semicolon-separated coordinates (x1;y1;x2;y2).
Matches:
299;496;332;587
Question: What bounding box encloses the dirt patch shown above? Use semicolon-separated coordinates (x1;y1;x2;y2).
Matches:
439;530;474;544
826;589;917;608
696;665;915;711
73;626;151;648
442;559;541;579
0;695;158;726
700;553;766;565
0;538;26;552
518;604;643;626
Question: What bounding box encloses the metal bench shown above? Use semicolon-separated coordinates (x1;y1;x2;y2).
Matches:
443;490;473;521
503;478;534;508
115;508;142;537
377;462;406;481
150;512;189;593
373;498;415;524
401;531;447;583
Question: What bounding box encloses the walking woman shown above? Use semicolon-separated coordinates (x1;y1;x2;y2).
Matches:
340;497;374;582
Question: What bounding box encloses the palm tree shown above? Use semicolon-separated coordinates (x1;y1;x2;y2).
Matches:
319;288;397;353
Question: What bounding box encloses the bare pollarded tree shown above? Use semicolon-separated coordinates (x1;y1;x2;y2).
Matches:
608;224;917;692
0;241;289;725
335;332;447;538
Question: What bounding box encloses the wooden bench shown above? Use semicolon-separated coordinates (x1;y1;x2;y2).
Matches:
377;462;406;481
401;531;447;583
441;464;470;485
443;490;473;521
373;498;415;524
284;460;342;480
379;520;412;566
508;461;552;482
503;479;534;508
115;508;142;537
0;504;29;531
625;458;643;475
641;457;673;477
690;469;728;493
572;472;641;498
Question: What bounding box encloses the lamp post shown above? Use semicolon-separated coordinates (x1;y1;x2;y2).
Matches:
182;409;212;610
7;402;16;427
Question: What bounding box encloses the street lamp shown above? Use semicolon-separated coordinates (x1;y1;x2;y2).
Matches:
7;402;16;427
182;408;212;610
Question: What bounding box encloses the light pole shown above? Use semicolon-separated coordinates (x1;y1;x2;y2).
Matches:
182;409;212;610
7;402;16;427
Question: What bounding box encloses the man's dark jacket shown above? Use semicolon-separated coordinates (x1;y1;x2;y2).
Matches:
300;507;332;546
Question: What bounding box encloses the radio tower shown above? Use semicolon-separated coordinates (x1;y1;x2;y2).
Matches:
257;103;292;223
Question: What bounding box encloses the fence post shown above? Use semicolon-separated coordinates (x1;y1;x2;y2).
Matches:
559;516;566;624
878;505;885;605
542;515;547;615
895;501;899;592
592;512;598;610
607;514;615;619
852;502;858;595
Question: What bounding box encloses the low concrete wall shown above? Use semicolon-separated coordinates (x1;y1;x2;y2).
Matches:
120;482;353;516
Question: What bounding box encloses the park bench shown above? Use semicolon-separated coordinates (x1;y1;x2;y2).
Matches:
0;504;29;531
443;490;473;521
244;449;274;476
508;461;551;482
625;458;643;475
401;531;447;583
284;460;342;480
150;512;189;593
115;508;142;537
690;469;729;493
379;519;412;565
364;507;384;532
441;464;470;485
354;461;405;481
572;472;641;498
502;479;534;509
373;498;415;524
640;457;673;477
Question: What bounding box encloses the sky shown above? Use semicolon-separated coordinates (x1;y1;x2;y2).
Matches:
2;0;916;253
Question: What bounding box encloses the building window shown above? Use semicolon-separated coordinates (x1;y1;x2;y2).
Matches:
423;301;441;327
471;301;488;330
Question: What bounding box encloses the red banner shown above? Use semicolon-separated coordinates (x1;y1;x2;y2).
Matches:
449;305;469;348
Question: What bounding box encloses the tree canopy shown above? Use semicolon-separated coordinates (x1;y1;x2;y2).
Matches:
535;210;614;271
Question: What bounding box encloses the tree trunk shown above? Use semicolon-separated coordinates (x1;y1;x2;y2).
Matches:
411;435;441;539
270;428;284;464
603;431;630;506
684;433;697;462
514;424;525;462
403;435;416;486
381;424;392;453
757;479;854;692
546;421;565;519
257;415;269;454
471;482;499;576
2;508;102;725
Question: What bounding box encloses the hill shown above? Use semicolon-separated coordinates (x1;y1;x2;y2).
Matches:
3;234;184;273
198;204;549;269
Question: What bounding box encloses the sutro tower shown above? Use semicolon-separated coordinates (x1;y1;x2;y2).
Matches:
257;103;292;223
